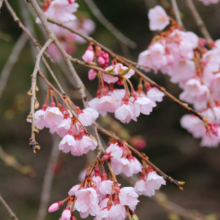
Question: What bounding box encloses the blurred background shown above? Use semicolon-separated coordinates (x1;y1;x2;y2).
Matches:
0;0;220;219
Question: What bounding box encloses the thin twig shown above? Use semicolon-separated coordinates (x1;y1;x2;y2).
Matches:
0;195;19;220
171;0;184;29
186;0;213;41
0;0;3;12
84;0;137;49
36;135;60;220
0;32;28;99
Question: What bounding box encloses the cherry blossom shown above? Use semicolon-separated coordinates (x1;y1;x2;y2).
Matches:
60;209;71;220
148;5;170;31
78;107;99;126
45;106;64;127
82;46;94;63
147;87;164;102
59;134;78;153
34;109;48;130
48;202;59;212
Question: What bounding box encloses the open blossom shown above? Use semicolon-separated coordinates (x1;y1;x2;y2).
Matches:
78;107;99;126
97;180;114;200
56;118;72;137
34;109;48;130
60;209;71;220
45;107;64;127
59;134;78;153
133;95;156;117
180;79;210;110
75;188;100;218
119;187;139;211
147;87;164;102
36;0;79;23
82;46;94;63
148;5;169;31
134;171;166;197
115;101;136;123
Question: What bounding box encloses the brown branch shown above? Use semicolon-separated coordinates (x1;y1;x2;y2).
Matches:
0;195;19;220
46;17;205;122
0;0;3;12
84;0;137;49
0;32;28;99
171;0;184;29
186;0;213;41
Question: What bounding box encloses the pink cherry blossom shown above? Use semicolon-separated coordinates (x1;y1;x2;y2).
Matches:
88;69;97;80
75;188;100;218
119;187;139;211
88;97;107;117
115;101;136;123
129;157;143;174
108;89;125;102
201;127;220;147
133;95;156;117
134;178;146;196
48;202;59;212
97;95;119;113
114;63;135;79
198;0;219;5
37;0;79;23
137;49;152;72
97;180;114;199
105;143;123;161
78;107;99;126
147;87;164;102
59;134;78;153
82;47;94;63
45;107;64;127
103;66;119;84
34;109;48;130
68;184;81;196
148;5;169;31
56;118;72;137
60;209;71;220
210;73;220;100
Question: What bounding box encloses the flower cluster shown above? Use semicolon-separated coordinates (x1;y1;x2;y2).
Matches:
138;5;220;147
36;0;95;61
83;45;164;124
28;89;99;155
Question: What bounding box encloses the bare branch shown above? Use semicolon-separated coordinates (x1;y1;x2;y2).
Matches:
0;32;28;99
84;0;137;49
0;195;19;220
186;0;213;41
171;0;184;29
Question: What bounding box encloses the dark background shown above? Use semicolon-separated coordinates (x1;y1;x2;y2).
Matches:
0;0;220;219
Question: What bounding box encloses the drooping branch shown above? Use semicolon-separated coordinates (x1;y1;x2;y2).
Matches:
186;0;213;41
0;32;28;99
84;0;137;49
171;0;184;29
0;195;19;220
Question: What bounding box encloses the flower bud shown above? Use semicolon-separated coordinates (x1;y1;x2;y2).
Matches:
27;91;33;96
48;202;59;213
35;101;39;109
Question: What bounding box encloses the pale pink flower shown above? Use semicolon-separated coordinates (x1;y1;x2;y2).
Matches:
119;187;139;211
68;184;81;196
37;0;79;23
78;107;99;126
88;69;97;80
75;188;100;218
105;143;123;161
168;60;195;86
114;63;135;79
133;95;156;117
92;175;102;185
129;157;143;174
60;209;71;220
201;128;220;147
45;107;64;127
48;203;59;212
103;66;118;84
137;49;152;72
148;5;169;31
97;180;114;199
115;102;136;123
95;203;126;220
180;79;210;110
180;114;205;138
134;178;146;196
56;118;72;137
71;135;97;156
59;134;78;153
210;73;220;100
34;109;48;130
82;47;94;63
119;158;134;177
97;95;119;113
147;87;164;102
88;98;107;117
108;89;125;102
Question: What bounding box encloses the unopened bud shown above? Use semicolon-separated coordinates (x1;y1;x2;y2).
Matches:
35;145;41;150
35;101;39;109
33;128;39;134
27;115;33;119
27;91;33;96
132;214;139;220
35;86;39;92
177;181;185;185
48;203;59;213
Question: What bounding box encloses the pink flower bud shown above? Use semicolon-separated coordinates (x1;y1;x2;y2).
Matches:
48;203;59;213
82;50;94;63
88;69;97;80
102;53;109;59
98;57;105;65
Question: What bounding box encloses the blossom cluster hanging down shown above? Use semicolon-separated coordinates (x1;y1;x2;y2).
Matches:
138;5;220;147
36;0;95;62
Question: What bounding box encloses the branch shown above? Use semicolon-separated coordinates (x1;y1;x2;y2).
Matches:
171;0;184;29
29;38;53;151
0;195;19;220
0;32;28;99
46;17;206;122
84;0;137;49
186;0;213;41
0;0;3;12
